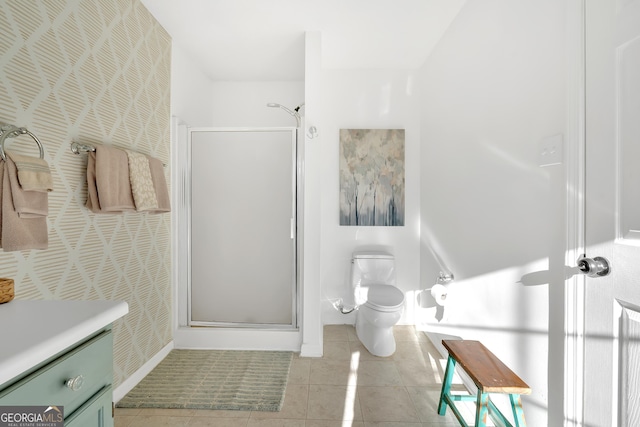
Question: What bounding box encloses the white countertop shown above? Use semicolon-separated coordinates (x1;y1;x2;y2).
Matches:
0;300;129;387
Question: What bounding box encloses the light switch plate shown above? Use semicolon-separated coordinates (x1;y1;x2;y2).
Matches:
539;134;563;167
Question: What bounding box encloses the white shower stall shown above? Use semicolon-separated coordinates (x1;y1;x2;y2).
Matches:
173;123;302;350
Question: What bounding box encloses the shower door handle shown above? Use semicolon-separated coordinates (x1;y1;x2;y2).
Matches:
290;218;295;239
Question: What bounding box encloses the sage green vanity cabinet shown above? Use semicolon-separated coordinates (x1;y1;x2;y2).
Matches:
0;300;128;427
0;329;114;426
0;329;115;427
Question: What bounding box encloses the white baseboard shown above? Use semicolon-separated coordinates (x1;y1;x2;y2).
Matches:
300;343;323;358
113;341;174;403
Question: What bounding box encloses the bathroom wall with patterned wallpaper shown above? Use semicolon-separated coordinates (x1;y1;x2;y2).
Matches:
0;0;172;387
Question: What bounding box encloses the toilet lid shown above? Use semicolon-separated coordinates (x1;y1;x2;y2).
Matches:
363;284;405;311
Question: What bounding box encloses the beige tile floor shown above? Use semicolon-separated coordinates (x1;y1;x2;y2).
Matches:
115;325;472;427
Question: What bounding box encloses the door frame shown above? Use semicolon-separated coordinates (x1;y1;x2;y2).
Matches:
565;0;587;426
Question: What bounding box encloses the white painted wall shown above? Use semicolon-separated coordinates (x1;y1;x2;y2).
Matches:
171;43;215;126
417;1;567;426
319;69;422;326
301;32;324;357
210;81;304;127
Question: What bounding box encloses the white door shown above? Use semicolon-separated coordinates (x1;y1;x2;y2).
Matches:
583;0;640;425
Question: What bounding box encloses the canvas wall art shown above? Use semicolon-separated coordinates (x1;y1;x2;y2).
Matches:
339;129;405;226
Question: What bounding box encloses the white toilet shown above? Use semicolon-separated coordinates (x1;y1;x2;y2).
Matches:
351;251;405;357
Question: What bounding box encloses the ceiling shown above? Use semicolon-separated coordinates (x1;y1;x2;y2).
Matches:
139;0;467;81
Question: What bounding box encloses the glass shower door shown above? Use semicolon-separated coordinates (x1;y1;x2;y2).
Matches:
189;128;296;327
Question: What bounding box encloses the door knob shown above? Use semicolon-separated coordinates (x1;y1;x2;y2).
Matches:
576;254;611;278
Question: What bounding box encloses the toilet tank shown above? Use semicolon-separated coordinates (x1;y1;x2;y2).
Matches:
351;251;395;287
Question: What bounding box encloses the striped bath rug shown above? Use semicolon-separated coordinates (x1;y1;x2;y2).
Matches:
117;349;293;411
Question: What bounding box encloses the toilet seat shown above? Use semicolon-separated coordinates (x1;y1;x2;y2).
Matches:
362;284;405;312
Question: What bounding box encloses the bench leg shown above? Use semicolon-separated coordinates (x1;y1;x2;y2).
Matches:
438;355;456;415
475;391;489;427
509;394;527;427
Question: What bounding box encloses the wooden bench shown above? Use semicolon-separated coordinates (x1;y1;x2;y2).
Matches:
438;340;531;427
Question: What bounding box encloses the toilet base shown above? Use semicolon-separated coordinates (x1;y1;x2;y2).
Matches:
355;311;398;357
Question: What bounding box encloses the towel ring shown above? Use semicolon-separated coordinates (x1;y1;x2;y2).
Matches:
0;123;45;162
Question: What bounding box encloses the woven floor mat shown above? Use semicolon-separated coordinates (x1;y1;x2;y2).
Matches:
117;349;293;411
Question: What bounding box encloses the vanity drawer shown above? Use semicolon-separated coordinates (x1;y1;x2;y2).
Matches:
0;330;112;417
65;385;113;427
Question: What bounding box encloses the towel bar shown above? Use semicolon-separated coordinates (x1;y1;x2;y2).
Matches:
70;141;96;155
71;142;166;167
0;123;45;161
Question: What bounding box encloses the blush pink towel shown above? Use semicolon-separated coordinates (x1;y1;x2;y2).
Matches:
6;152;48;217
86;144;135;214
0;159;48;251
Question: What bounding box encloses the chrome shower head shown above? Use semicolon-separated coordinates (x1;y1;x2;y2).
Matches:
266;102;301;127
266;102;296;116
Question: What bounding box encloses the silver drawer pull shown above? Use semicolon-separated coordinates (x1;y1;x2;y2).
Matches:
65;375;85;391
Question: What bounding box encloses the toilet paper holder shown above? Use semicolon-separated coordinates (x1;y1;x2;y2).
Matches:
428;271;454;307
437;271;454;283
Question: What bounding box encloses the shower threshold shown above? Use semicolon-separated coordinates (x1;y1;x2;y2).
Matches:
190;320;298;330
174;325;302;351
